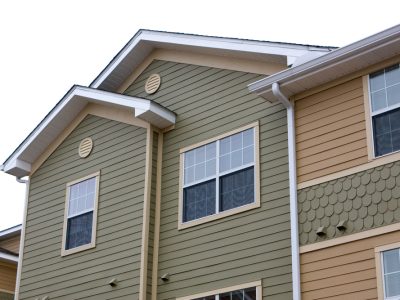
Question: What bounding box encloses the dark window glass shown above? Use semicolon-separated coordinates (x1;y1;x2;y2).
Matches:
373;107;400;156
183;179;216;222
66;211;93;250
193;297;215;300
244;287;257;300
220;167;254;212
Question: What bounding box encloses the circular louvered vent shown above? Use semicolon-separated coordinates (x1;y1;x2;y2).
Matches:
145;74;161;94
78;137;93;158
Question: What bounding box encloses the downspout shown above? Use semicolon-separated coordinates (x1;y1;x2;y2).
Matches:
272;83;301;300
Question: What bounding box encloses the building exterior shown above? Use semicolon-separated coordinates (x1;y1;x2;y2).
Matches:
250;24;400;299
2;25;400;300
0;225;21;300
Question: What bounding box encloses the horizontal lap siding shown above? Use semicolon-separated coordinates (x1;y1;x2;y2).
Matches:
300;230;400;299
125;61;292;299
0;261;17;292
20;115;147;300
296;78;368;183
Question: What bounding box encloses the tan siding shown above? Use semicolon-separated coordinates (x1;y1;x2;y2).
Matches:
125;61;292;299
0;261;17;292
19;115;147;300
295;78;369;183
300;230;400;299
0;235;20;254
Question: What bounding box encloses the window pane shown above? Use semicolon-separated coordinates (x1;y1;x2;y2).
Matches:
371;90;387;112
185;166;195;185
66;211;93;250
195;162;206;181
383;249;400;274
231;132;242;151
231;290;243;300
244;287;257;300
385;64;400;86
220;167;254;212
185;150;195;167
219;292;231;300
387;84;400;107
243;128;254;147
385;272;400;298
220;137;230;155
370;70;385;92
220;154;230;173
183;180;216;222
195;146;206;164
231;150;243;169
243;145;254;165
206;142;216;160
373;107;400;156
206;159;216;177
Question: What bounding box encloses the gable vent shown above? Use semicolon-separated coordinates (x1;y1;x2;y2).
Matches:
145;74;161;94
79;137;93;158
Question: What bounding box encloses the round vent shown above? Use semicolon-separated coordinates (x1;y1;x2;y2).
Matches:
145;74;161;94
78;138;93;158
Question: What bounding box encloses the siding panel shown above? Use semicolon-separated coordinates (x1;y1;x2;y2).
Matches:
295;78;368;183
19;115;147;300
300;230;400;299
125;61;292;299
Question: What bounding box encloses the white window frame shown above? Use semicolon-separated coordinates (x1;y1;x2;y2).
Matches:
61;171;100;256
375;242;400;300
178;122;260;230
366;63;400;159
176;280;262;300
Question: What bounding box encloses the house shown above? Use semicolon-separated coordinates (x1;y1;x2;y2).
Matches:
0;224;21;300
249;24;400;299
1;24;399;300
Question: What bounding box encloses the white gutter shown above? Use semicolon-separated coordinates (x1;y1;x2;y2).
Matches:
0;252;18;263
271;83;301;300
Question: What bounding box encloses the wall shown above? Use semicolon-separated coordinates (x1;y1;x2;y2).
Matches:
125;60;293;299
19;115;147;300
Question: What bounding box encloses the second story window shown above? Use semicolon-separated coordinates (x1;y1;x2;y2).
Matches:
182;125;257;224
381;247;400;299
62;172;100;255
369;64;400;157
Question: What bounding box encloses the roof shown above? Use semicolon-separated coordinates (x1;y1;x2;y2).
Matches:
0;224;21;240
2;86;176;177
248;24;400;101
91;29;335;92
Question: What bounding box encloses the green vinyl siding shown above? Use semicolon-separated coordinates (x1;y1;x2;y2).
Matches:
0;292;13;300
19;115;147;300
125;61;292;299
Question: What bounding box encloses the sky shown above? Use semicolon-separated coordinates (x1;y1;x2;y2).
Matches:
0;0;399;231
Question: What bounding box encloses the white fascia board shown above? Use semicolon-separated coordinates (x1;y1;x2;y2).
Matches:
248;24;400;97
2;86;175;177
0;252;18;264
91;30;334;89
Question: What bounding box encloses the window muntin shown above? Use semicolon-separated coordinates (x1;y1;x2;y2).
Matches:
182;128;255;223
382;247;400;299
369;64;400;157
62;172;99;255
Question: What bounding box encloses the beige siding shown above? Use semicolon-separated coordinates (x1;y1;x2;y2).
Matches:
296;78;369;183
125;61;293;299
0;235;20;254
300;230;400;299
19;115;147;300
0;261;17;292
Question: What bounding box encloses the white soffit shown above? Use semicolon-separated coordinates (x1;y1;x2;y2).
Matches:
2;86;175;177
248;24;400;102
91;30;335;92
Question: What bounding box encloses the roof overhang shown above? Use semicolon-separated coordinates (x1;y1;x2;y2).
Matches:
91;30;335;92
2;87;176;178
248;24;400;102
0;224;21;239
0;251;18;264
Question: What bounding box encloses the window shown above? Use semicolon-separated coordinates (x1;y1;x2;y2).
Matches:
179;123;260;228
369;64;400;157
381;247;400;299
176;281;261;300
61;172;100;255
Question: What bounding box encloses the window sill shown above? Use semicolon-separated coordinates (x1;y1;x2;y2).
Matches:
61;242;96;257
178;201;260;230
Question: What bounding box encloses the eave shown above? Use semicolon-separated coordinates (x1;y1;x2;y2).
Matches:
248;24;400;101
91;30;335;92
2;86;176;178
